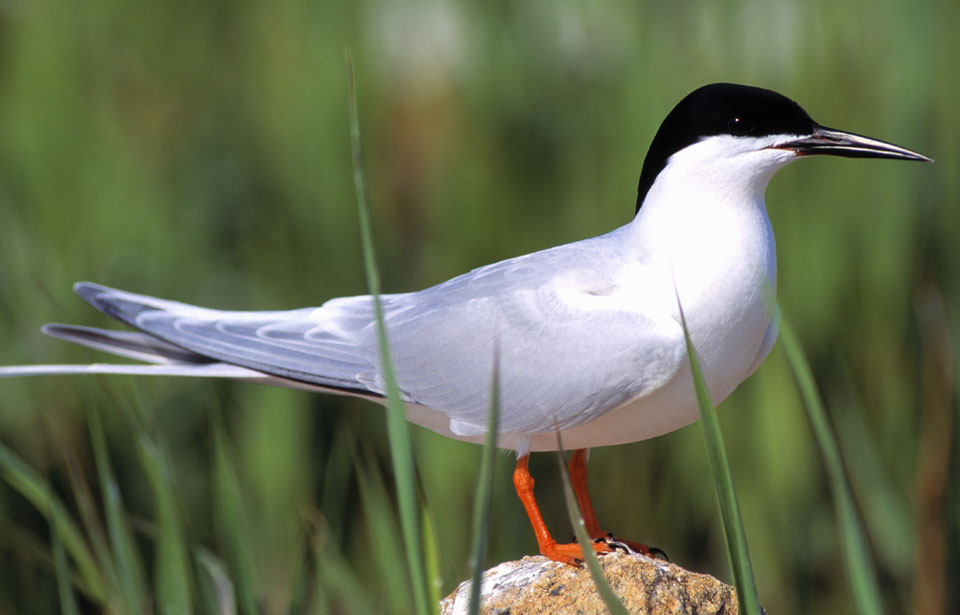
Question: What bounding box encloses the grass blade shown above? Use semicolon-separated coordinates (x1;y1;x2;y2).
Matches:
777;309;884;614
196;548;238;615
422;503;443;607
137;433;194;614
355;450;414;612
346;50;430;615
211;410;260;615
61;442;120;604
554;441;628;615
832;368;913;570
676;296;762;615
310;533;376;615
89;408;149;614
51;507;80;615
466;348;500;615
0;440;106;602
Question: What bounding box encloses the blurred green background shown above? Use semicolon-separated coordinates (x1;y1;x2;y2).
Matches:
0;0;957;613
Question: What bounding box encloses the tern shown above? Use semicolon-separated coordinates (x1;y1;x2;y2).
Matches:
1;83;930;565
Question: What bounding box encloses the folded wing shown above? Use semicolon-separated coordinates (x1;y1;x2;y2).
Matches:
7;242;687;439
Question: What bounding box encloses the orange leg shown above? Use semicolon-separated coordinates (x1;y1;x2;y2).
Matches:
567;449;653;557
513;454;614;566
568;449;603;538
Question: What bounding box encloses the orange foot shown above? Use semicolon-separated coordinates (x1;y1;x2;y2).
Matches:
539;537;618;567
513;450;666;567
589;532;667;560
568;449;669;559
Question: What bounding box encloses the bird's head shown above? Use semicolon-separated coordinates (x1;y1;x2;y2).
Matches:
635;83;931;214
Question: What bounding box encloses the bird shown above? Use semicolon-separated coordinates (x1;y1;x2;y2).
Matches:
0;83;930;566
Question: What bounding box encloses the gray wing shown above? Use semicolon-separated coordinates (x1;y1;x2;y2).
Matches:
68;240;686;436
42;324;217;364
73;282;387;397
381;263;686;435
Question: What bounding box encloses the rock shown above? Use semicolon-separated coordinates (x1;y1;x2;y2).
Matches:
440;552;738;615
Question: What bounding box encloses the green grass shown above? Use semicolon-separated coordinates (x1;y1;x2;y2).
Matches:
778;308;885;614
465;350;500;615
555;444;630;615
50;497;80;615
347;50;432;615
676;298;762;615
89;407;148;613
210;409;259;615
0;440;106;603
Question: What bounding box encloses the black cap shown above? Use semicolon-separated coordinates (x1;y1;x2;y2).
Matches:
636;84;816;214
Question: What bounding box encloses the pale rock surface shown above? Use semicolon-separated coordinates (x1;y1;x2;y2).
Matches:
440;552;739;615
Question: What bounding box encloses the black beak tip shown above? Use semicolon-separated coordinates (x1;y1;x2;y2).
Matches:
778;125;932;163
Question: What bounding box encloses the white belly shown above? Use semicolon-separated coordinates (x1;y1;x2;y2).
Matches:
528;195;778;451
399;212;777;453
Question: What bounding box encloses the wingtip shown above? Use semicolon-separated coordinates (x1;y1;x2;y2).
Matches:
74;281;109;302
41;323;63;337
41;323;86;341
73;282;128;312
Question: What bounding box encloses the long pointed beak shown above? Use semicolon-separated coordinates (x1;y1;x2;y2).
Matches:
774;125;932;162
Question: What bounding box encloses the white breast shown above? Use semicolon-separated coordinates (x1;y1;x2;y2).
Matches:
400;137;793;453
517;138;788;451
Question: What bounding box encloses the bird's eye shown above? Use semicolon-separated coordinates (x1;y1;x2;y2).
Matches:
727;116;749;136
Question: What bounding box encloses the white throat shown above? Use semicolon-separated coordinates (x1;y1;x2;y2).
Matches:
623;135;797;400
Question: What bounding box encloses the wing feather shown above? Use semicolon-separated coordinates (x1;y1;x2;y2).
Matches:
63;233;685;438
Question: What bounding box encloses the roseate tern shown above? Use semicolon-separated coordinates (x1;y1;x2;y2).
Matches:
0;83;930;565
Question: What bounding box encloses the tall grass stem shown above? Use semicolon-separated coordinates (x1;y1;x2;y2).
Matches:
554;438;629;615
346;50;431;615
676;295;762;615
777;310;884;614
466;346;500;615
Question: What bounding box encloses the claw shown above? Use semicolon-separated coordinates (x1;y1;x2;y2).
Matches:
607;540;630;553
648;546;670;561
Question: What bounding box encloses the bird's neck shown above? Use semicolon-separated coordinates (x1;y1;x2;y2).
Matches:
620;158;779;331
626;161;776;258
619;159;781;399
